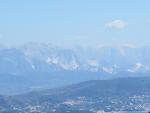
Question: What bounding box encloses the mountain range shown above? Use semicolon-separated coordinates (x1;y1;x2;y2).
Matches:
1;43;150;73
1;43;150;94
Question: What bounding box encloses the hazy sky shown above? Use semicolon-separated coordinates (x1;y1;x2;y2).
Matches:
0;0;150;47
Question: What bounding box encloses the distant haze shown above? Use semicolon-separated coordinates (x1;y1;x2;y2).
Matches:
0;0;150;47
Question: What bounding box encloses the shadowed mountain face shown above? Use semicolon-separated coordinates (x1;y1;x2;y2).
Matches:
1;44;150;95
0;77;150;113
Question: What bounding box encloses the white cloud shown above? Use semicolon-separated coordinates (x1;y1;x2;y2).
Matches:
105;19;128;29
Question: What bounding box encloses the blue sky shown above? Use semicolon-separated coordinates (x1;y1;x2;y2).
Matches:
0;0;150;47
